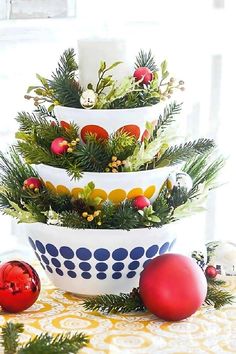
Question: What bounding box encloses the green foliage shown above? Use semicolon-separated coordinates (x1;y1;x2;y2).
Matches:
0;322;89;354
135;49;158;72
205;279;234;309
83;288;145;314
153;138;215;168
1;322;24;354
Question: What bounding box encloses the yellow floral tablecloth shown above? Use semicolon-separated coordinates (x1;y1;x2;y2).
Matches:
0;265;236;354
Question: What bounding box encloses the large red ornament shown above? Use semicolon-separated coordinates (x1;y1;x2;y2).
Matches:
23;177;42;192
139;254;207;321
205;265;217;278
51;137;69;155
0;261;41;313
133;195;150;210
134;67;153;85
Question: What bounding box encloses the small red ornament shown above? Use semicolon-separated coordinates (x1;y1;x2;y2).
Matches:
50;137;69;155
139;254;207;321
133;195;150;210
205;265;217;278
0;260;41;313
23;177;42;192
134;67;153;85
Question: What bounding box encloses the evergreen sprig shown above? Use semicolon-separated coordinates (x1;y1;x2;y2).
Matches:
205;280;234;309
135;50;158;72
152;101;183;137
83;288;145;314
0;322;89;354
153;138;215;167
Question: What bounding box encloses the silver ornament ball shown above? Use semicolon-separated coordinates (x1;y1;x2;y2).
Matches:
80;89;97;109
167;171;193;192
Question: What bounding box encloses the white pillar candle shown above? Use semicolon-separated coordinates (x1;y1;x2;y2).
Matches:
78;38;134;90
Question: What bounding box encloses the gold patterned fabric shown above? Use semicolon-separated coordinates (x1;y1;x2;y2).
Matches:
0;268;236;354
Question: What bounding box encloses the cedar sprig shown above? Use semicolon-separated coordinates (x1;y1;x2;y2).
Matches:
83;288;146;314
0;322;89;354
205;282;234;309
135;50;158;72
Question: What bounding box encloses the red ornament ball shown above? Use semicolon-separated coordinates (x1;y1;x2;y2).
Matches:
133;195;150;210
139;254;207;321
0;261;41;313
23;177;42;192
205;265;217;278
51;137;69;155
134;67;153;85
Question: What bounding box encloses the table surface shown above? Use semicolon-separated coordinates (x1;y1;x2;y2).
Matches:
0;266;235;354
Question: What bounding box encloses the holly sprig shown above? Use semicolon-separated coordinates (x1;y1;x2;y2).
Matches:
0;322;89;354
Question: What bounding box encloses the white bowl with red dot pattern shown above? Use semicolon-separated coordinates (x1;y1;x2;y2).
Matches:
54;103;166;142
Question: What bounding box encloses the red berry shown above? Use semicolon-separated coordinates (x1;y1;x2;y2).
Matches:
133;195;150;210
50;137;69;155
205;265;217;278
23;177;42;192
134;67;153;85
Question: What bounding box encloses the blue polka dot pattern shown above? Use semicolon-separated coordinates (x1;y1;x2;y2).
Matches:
29;238;174;280
112;248;128;261
169;239;176;251
28;237;36;250
146;245;159;258
112;262;124;271
79;262;91;271
128;261;140;270
130;247;144;260
41;255;49;265
127;271;136;278
35;240;45;254
112;272;122;279
46;243;59;257
159;242;170;255
40;262;45;270
97;272;107;280
76;248;92;261
46;265;53;273
56;268;63;276
51;258;61;268
81;272;91;279
143;259;152;268
60;246;74;259
68;271;77;278
96;263;108;272
94;248;110;261
64;260;76;270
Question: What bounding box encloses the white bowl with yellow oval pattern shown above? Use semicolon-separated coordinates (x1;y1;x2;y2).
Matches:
35;164;175;202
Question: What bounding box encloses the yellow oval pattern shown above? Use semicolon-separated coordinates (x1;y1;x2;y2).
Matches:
108;189;127;203
127;188;143;199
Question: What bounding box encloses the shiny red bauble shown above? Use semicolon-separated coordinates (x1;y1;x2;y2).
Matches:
50;137;69;155
205;265;217;278
0;261;41;313
23;177;42;192
134;67;153;85
133;195;151;210
139;254;207;321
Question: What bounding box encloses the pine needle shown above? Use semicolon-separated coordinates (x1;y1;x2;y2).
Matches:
83;289;146;314
135;49;158;72
0;322;24;354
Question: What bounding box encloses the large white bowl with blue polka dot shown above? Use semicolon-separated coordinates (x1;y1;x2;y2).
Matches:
26;222;179;296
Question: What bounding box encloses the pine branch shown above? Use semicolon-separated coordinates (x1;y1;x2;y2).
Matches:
107;131;137;161
154;138;216;167
1;322;24;354
49;48;82;107
205;284;234;309
110;201;142;230
135;50;158;72
83;288;146;314
151;101;183;140
60;211;92;229
18;332;89;354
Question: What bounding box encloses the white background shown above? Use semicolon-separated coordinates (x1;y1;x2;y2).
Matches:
0;0;235;256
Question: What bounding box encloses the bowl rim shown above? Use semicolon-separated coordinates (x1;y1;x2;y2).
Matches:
54;103;162;114
36;163;174;177
26;221;178;234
